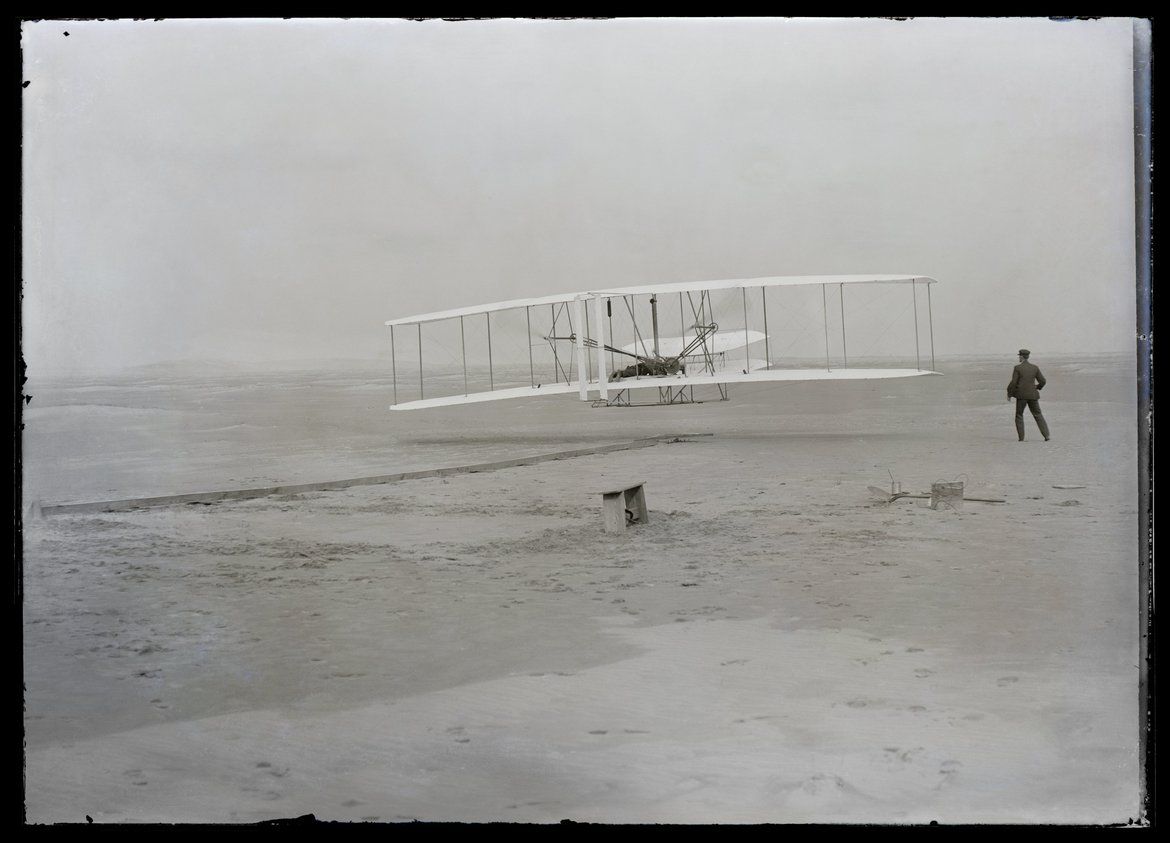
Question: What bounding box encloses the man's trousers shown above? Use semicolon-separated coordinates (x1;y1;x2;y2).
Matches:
1015;398;1050;441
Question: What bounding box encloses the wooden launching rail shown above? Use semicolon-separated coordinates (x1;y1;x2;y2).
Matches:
32;434;710;516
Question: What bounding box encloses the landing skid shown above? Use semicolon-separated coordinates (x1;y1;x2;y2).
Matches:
593;383;729;407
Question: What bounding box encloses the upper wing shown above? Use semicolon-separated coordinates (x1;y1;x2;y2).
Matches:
589;273;935;298
385;275;936;328
384;291;581;327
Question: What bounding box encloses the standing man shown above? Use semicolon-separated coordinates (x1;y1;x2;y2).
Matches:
1006;349;1051;441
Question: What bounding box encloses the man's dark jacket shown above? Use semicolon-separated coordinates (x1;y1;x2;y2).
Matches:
1007;361;1046;400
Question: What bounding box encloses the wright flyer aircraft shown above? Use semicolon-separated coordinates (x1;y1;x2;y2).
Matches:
384;275;939;410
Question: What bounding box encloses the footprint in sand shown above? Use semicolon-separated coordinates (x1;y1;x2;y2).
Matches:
914;668;934;678
997;676;1019;687
124;769;148;787
445;726;466;736
937;759;962;788
792;773;851;798
588;730;608;735
883;746;922;764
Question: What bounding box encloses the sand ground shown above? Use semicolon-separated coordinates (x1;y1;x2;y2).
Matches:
20;356;1145;824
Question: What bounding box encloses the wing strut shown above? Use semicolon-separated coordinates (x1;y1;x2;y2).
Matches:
742;288;750;373
927;282;936;371
594;295;609;401
390;325;398;406
547;302;577;385
526;307;534;387
548;302;575;384
762;286;771;370
486;313;493;391
460;316;468;395
584;305;593;382
573;297;588;401
822;284;831;370
650;295;660;357
840;284;848;368
912;280;921;370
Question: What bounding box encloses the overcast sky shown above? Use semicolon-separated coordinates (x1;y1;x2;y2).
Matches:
21;17;1142;374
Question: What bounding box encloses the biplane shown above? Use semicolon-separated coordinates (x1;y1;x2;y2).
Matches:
384;274;938;410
